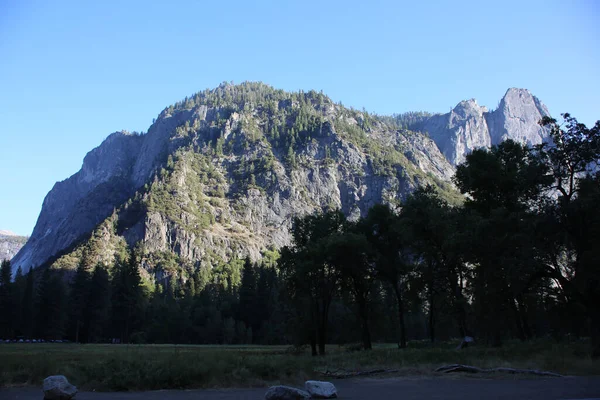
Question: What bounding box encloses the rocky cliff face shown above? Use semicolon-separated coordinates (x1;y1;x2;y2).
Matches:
12;83;458;273
486;88;551;145
11;131;143;271
0;231;27;263
12;83;549;276
409;88;550;165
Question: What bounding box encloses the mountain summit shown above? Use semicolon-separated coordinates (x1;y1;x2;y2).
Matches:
405;88;550;165
12;83;549;274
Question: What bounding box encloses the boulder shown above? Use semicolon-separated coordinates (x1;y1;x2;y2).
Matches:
43;375;78;400
265;385;310;400
305;380;338;398
456;336;475;350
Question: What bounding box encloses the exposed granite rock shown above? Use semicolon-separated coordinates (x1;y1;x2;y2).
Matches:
265;385;310;400
411;88;550;166
42;375;77;400
305;380;338;398
0;231;27;263
419;99;491;166
486;88;550;146
11;131;143;271
14;83;549;275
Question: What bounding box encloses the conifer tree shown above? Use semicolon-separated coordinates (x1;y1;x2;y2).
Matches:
21;269;34;338
111;252;143;343
67;262;91;342
35;268;67;339
85;266;110;342
0;260;13;337
238;257;257;335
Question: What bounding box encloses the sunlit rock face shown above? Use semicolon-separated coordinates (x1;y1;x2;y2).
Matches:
412;88;550;166
12;84;549;275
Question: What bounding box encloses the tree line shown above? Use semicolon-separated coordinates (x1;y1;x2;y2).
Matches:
0;114;598;357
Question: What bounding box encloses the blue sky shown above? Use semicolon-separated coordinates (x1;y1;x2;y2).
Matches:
0;0;598;236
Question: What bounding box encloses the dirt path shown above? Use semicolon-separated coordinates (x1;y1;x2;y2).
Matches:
2;376;600;400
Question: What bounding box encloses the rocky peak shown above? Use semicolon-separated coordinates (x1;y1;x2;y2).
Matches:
450;99;488;120
408;88;550;166
486;88;550;146
418;98;491;166
11;131;143;271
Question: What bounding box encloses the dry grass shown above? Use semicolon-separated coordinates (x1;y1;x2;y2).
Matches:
0;339;596;391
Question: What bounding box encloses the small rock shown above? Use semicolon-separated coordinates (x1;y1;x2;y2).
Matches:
456;336;475;350
305;380;338;398
265;385;310;400
43;375;78;400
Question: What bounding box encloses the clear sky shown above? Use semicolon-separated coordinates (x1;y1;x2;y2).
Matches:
0;0;598;236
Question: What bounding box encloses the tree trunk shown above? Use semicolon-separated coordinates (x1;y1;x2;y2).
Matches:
310;330;317;356
394;283;407;349
516;296;532;339
318;310;327;355
449;265;469;338
510;297;526;341
429;284;435;343
318;327;326;355
590;309;600;359
358;298;372;350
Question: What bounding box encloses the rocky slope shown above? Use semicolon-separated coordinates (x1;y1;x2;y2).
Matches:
0;231;27;263
11;83;549;277
405;88;550;165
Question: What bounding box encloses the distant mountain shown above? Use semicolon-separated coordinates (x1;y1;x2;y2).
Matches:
1;231;27;264
11;83;550;276
400;88;550;165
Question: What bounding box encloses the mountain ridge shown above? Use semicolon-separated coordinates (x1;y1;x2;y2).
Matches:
402;88;550;165
11;83;549;274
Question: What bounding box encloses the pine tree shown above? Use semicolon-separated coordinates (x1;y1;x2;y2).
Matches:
11;266;25;336
0;260;13;337
67;262;91;342
238;257;257;337
21;269;34;338
255;266;272;341
85;266;111;343
35;269;67;340
111;252;144;343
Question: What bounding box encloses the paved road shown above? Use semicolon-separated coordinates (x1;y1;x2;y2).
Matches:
2;376;600;400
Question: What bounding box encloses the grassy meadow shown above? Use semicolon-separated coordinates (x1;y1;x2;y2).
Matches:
0;339;597;391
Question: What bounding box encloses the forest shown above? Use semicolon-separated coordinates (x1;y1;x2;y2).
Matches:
0;114;598;359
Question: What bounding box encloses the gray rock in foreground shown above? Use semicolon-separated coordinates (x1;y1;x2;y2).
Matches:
265;385;310;400
305;380;338;398
43;375;78;400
